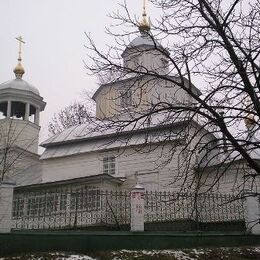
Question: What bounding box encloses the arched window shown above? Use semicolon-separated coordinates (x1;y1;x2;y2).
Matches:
0;102;8;119
11;101;25;120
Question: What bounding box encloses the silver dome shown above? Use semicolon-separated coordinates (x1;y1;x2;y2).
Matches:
122;33;168;57
0;78;40;96
128;34;161;48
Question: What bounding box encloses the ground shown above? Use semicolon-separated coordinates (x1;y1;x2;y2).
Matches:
1;248;260;260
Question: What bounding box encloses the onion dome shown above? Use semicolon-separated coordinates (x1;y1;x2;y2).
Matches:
13;60;25;79
0;36;40;96
0;36;42;98
139;0;151;33
122;0;168;57
244;97;256;129
13;36;26;79
245;113;256;129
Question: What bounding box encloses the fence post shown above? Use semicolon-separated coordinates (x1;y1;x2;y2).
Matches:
130;184;145;232
0;181;15;233
244;192;260;234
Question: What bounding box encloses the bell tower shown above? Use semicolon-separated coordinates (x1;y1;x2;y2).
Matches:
0;37;46;155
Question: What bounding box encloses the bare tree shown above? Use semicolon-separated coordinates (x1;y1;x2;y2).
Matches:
82;0;260;194
48;101;95;135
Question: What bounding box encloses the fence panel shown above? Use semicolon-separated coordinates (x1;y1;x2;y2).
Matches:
197;193;244;222
12;188;130;230
144;191;195;222
12;188;244;230
144;191;244;223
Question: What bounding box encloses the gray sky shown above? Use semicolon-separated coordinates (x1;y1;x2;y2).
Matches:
0;0;159;142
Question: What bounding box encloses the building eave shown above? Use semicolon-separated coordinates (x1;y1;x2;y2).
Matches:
40;119;189;149
14;174;124;191
0;144;40;159
195;158;260;172
0;88;46;111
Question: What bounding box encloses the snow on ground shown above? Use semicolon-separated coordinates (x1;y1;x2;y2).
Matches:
1;247;260;259
111;249;196;259
0;252;96;260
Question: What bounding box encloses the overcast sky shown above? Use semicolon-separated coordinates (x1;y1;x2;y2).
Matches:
0;0;161;143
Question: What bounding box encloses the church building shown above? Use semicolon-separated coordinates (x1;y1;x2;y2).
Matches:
1;3;260;234
0;6;259;198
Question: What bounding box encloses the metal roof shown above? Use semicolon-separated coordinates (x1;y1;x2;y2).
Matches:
0;78;40;96
128;35;161;48
40;111;216;160
121;33;169;57
41;111;188;148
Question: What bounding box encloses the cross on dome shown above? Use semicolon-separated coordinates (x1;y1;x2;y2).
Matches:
13;36;25;79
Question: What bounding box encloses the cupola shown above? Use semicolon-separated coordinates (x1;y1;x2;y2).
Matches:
121;0;169;74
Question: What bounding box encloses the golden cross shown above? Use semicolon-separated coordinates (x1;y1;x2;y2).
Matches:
15;36;25;61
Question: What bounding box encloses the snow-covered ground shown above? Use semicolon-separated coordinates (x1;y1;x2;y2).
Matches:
1;248;260;259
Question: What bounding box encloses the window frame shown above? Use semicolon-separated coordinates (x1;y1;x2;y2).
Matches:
101;154;117;175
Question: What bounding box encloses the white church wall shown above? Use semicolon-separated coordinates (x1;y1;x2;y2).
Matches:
0;147;39;183
0;119;39;154
95;75;198;120
197;160;260;194
95;85;118;119
148;79;196;107
121;143;196;191
123;47;168;75
41;138;197;193
41;152;101;183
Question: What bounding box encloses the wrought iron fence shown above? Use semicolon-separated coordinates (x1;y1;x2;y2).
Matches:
144;191;194;222
144;191;244;223
196;192;244;222
12;187;245;230
12;188;130;230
